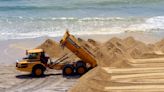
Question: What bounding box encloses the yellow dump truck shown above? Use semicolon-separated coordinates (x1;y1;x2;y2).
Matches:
16;31;97;77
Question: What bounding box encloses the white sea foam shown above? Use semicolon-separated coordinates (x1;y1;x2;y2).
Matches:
0;16;164;40
125;16;164;32
146;16;164;29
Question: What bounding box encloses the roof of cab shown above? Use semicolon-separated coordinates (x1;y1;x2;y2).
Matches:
27;49;43;53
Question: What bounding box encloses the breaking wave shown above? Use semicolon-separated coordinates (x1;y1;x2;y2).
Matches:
0;16;164;40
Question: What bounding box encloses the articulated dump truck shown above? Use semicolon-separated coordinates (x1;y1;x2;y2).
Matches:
16;31;97;77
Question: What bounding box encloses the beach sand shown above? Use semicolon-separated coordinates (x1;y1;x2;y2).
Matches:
0;32;164;92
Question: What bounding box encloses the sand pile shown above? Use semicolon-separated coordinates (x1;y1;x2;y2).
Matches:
37;39;69;58
94;36;157;60
122;37;155;59
78;38;100;54
95;37;131;67
69;37;164;92
139;39;164;58
88;39;99;46
108;37;127;52
156;39;164;52
69;37;132;92
69;67;112;92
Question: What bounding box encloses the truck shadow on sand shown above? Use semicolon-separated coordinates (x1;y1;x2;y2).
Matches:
15;73;62;79
15;73;81;79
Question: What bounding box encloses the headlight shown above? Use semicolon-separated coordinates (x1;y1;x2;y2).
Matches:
16;59;20;63
16;60;20;67
16;62;18;67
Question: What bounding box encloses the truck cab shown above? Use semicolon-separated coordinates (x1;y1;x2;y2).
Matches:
16;49;48;76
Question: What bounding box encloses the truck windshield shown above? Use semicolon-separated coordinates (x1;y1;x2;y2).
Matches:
24;53;38;59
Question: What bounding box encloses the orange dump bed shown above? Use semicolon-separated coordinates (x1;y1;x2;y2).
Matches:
60;31;97;68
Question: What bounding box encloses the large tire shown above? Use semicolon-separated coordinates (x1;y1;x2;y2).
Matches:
62;64;74;76
76;61;86;67
32;65;45;77
75;65;87;75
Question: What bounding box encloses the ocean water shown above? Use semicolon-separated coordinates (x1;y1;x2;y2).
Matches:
0;0;164;40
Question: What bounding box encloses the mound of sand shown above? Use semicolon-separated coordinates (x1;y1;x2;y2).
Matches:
123;37;155;59
156;39;164;52
95;38;131;67
78;38;100;54
107;37;127;51
37;39;68;58
69;37;164;92
87;39;98;46
69;67;112;92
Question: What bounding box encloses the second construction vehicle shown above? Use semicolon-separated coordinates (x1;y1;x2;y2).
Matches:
16;31;97;77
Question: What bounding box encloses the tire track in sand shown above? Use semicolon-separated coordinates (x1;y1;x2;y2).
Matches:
6;79;35;92
6;74;63;92
23;75;63;92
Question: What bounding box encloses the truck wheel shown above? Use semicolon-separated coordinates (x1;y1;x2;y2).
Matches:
32;66;44;77
62;64;74;76
76;65;87;75
76;61;86;67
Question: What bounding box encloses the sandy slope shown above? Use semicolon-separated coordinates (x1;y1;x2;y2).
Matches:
69;57;164;92
107;58;164;89
94;57;164;92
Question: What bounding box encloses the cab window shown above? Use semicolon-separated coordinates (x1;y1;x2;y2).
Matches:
28;53;38;59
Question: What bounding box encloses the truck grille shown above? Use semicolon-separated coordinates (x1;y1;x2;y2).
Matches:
16;63;28;68
20;64;28;68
